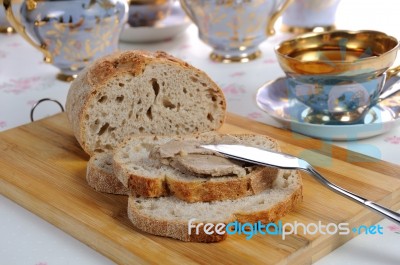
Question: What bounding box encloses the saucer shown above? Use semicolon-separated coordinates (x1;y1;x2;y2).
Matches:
120;3;191;43
256;77;400;140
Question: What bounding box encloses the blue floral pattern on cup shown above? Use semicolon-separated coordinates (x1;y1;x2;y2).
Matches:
286;73;386;116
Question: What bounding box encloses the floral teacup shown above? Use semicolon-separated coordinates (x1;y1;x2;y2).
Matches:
180;0;293;63
275;30;400;124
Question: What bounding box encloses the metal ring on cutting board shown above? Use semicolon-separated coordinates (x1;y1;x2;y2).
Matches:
30;98;65;122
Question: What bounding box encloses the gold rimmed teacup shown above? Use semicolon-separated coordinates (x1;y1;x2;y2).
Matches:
180;0;293;63
275;30;400;124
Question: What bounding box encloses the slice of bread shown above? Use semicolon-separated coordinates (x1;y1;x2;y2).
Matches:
86;153;130;195
113;132;282;202
66;50;226;155
127;170;303;242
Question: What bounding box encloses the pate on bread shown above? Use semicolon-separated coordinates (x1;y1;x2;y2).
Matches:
113;132;283;202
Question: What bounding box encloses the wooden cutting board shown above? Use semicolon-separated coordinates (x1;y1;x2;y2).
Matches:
0;113;399;265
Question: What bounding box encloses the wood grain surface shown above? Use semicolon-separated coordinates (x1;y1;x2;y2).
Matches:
0;113;399;265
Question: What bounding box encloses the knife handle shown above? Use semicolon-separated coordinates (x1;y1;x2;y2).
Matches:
365;201;400;225
306;165;400;225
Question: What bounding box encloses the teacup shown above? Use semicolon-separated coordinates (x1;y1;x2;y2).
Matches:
3;0;128;81
275;30;400;124
180;0;293;63
281;0;341;34
128;0;173;27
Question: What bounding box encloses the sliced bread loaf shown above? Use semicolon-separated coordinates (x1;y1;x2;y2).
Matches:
86;153;130;195
66;50;226;155
127;170;303;242
113;132;282;202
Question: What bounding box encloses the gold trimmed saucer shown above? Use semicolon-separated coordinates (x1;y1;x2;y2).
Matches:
256;77;400;140
0;25;15;34
210;50;261;64
280;24;335;35
56;73;77;82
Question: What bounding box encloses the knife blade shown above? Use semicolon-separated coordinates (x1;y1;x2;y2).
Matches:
200;144;304;170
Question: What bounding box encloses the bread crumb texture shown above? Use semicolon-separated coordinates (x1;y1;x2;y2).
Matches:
66;50;226;155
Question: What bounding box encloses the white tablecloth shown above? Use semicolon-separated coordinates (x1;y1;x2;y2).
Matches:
1;1;400;264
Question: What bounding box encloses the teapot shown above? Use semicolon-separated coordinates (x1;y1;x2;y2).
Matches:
3;0;128;81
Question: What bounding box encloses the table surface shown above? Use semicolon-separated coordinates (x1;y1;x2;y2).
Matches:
1;1;400;264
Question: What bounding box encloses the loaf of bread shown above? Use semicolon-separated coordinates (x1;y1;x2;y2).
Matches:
113;132;282;202
127;170;303;242
66;50;226;155
86;153;130;195
66;50;302;243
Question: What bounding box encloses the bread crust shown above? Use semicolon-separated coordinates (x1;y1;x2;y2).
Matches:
127;170;303;242
120;166;279;202
113;133;281;202
66;50;226;155
127;205;229;242
65;68;92;152
86;154;130;195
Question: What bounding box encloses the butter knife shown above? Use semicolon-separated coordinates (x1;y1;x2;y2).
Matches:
201;144;400;225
